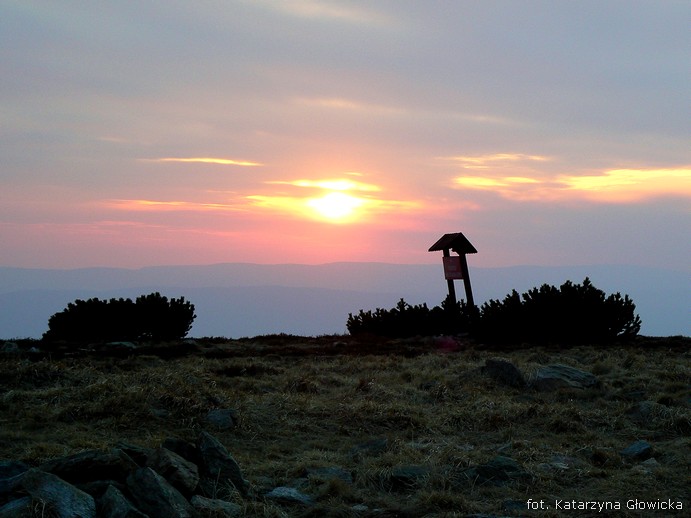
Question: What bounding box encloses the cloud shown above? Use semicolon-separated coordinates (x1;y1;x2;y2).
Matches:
246;0;393;26
143;158;263;167
105;199;245;212
266;178;381;192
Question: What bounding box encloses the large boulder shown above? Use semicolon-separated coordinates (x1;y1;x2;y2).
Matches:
99;485;149;518
482;359;526;388
196;433;248;497
146;448;199;496
126;468;196;518
40;449;137;485
20;469;96;518
531;364;599;391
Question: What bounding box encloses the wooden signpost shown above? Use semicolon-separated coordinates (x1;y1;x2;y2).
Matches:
428;232;477;308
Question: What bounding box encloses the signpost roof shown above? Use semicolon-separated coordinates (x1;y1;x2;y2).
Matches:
428;232;478;254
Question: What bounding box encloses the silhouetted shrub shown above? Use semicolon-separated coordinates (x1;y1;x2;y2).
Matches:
474;278;641;344
43;293;196;343
347;296;472;338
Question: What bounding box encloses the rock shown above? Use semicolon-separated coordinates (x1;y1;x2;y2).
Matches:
147;448;199;495
458;456;531;487
620;440;653;461
265;487;313;506
625;401;668;426
126;467;196;518
77;480;127;500
20;468;96;518
482;359;526;388
386;465;431;492
204;409;237;431
99;485;149;518
190;495;241;517
305;467;353;485
0;496;32;518
40;449;137;485
196;432;248;497
114;442;154;467
0;461;29;481
162;438;201;467
531;364;599;391
349;438;388;460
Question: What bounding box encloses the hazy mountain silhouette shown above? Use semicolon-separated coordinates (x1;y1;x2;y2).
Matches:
0;263;687;338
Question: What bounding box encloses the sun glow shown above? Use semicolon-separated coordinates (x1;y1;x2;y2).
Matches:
306;191;365;221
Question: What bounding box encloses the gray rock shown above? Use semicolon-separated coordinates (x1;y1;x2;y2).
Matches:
0;471;27;499
161;438;201;467
147;448;199;496
20;468;96;518
620;440;653;461
40;449;137;485
265;487;313;506
114;443;154;467
0;497;32;518
205;409;237;431
457;456;531;487
531;364;599;391
306;467;353;485
196;432;248;497
482;359;526;388
386;465;431;492
99;485;149;518
126;467;196;518
190;495;241;517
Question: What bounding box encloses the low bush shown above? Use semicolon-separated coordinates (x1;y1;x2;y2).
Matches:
346;278;641;345
43;292;196;343
474;277;641;344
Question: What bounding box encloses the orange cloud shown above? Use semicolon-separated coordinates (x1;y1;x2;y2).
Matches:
143;157;263;166
105;199;244;212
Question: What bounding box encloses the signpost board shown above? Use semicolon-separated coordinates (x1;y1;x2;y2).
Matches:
443;256;463;280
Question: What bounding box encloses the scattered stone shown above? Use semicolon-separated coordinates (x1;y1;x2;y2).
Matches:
482;359;526;388
204;409;238;431
20;468;96;518
349;438;388;460
620;440;653;461
190;495;241;517
531;364;599;391
40;449;137;485
162;438;201;467
265;487;313;506
99;485;149;518
147;448;199;496
457;456;531;487
386;465;431;492
305;467;353;485
196;432;248;496
126;467;196;518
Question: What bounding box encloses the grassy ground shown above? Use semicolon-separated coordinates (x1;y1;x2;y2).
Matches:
1;335;689;517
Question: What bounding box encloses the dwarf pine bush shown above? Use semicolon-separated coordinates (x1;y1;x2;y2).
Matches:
43;292;196;343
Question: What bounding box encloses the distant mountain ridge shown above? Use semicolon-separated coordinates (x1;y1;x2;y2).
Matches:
0;263;688;339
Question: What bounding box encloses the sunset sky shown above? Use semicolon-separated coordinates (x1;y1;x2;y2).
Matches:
2;1;689;270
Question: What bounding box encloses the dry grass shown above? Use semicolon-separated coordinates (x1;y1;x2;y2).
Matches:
1;336;689;517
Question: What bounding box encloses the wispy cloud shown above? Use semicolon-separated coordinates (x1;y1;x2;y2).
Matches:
105;199;245;212
143;157;263;167
266;178;381;192
441;153;551;169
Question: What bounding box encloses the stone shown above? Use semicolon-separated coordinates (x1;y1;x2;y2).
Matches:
162;438;201;467
190;495;241;517
77;480;127;500
0;472;27;500
40;449;137;485
482;359;526;388
0;460;28;479
196;432;248;496
386;465;431;492
457;456;531;487
0;497;32;518
305;467;353;485
620;440;653;461
265;487;313;506
147;448;199;495
99;485;149;518
204;409;237;431
20;468;96;518
126;467;196;518
349;438;388;460
114;442;154;467
531;364;599;391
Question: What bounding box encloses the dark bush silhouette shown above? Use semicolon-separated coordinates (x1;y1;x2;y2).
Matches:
474;278;641;344
347;296;472;338
43;293;196;343
347;278;641;344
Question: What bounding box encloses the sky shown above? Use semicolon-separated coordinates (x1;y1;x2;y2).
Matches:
1;0;689;271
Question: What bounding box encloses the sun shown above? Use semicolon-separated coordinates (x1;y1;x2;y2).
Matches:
306;191;365;221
